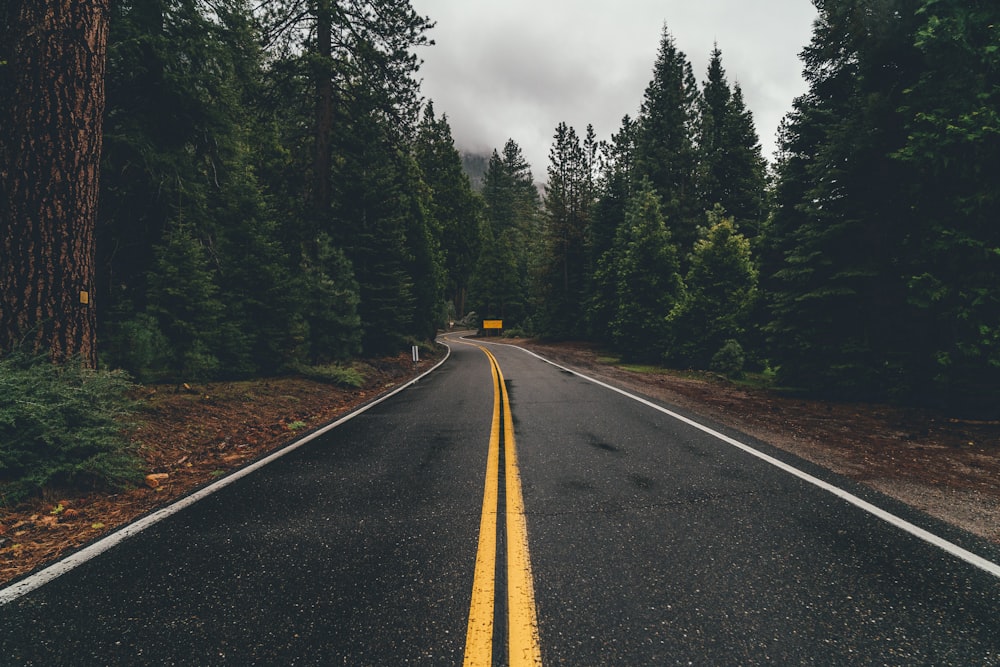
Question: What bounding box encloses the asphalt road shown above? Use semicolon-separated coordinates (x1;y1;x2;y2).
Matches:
2;334;999;665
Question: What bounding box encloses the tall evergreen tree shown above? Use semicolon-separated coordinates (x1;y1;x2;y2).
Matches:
635;25;702;255
470;140;540;327
668;209;758;369
252;0;442;357
588;115;639;343
467;222;521;324
603;180;684;361
256;0;433;229
297;232;362;363
415;103;483;318
891;0;1000;411
765;0;923;398
697;46;768;234
333;90;417;354
538;122;593;338
144;221;226;381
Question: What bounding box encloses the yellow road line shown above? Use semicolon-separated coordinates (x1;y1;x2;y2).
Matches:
463;351;501;667
494;350;543;667
462;342;542;666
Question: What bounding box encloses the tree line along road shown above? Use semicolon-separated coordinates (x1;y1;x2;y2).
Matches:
1;333;999;665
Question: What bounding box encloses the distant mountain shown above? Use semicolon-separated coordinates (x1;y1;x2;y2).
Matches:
460;151;489;192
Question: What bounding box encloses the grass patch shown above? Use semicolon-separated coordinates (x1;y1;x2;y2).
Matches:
618;363;668;374
294;363;365;388
731;370;778;391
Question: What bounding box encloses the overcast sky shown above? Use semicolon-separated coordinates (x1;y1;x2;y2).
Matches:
409;0;819;179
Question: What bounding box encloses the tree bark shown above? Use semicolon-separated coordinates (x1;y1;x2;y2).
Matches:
1;0;108;366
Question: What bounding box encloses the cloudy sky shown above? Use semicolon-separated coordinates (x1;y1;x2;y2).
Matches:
409;0;819;179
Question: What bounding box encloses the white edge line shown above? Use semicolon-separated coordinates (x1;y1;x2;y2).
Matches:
480;339;1000;580
0;345;452;607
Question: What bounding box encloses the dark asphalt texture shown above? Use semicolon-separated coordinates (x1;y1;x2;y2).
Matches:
1;335;999;665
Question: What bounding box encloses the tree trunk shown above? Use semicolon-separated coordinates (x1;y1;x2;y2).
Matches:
1;0;109;366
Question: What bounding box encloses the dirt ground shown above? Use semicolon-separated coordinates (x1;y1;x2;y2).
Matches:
2;339;998;587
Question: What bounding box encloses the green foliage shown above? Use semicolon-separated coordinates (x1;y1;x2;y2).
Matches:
764;0;924;399
415;103;483;318
468;223;523;322
469;141;541;326
145;221;226;381
331;80;441;355
891;0;1000;413
763;0;1000;413
92;0;449;375
669;212;758;368
103;312;173;384
299;233;362;363
77;0;997;418
502;327;530;339
635;25;702;254
537;123;596;339
710;339;746;379
604;181;685;361
294;363;365;388
0;351;141;506
99;0;303;381
587;115;639;343
697;48;768;234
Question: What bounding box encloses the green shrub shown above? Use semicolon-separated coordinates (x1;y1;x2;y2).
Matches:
104;312;173;383
502;328;529;338
295;363;365;388
0;351;142;507
710;339;746;379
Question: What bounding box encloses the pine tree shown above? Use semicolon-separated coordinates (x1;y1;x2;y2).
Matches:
765;0;923;398
588;115;639;343
255;0;433;229
538;122;593;339
99;0;303;378
668;209;758;369
891;0;1000;412
605;180;684;361
400;151;447;341
333;97;417;355
471;140;540;327
298;233;362;363
467;222;522;324
415;103;483;318
145;221;226;381
635;25;702;256
256;0;435;355
697;47;767;234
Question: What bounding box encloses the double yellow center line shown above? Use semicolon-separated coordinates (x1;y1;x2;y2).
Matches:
463;345;542;666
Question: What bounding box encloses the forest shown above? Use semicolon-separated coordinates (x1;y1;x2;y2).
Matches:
468;0;999;418
0;1;998;499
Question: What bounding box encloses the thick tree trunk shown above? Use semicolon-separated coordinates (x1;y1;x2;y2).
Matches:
1;1;109;366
